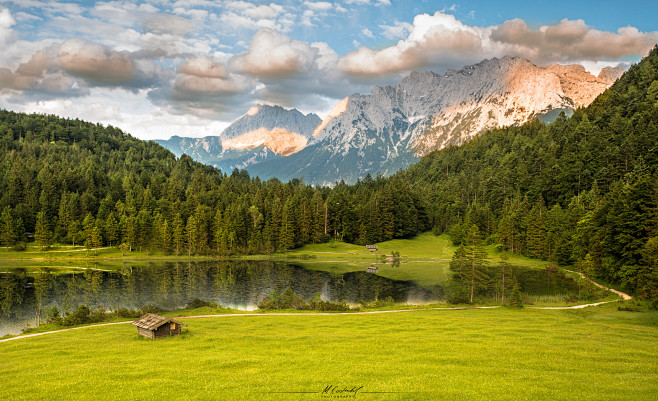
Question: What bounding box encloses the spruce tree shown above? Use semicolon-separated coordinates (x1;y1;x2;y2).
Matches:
35;211;51;250
1;206;15;247
450;225;489;303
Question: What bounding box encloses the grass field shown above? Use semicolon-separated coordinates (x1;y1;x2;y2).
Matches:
1;306;656;400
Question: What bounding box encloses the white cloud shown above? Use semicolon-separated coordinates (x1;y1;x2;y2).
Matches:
490;18;658;63
144;14;195;35
340;12;486;76
340;11;658;78
0;8;16;45
243;3;284;20
228;29;318;79
344;0;390;5
379;19;412;40
304;1;333;11
361;27;374;39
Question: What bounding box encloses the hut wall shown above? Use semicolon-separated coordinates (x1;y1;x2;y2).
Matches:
137;327;154;339
154;324;171;338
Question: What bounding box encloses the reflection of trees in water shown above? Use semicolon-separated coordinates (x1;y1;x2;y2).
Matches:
0;261;432;335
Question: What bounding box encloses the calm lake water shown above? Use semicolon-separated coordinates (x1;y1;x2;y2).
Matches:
0;260;579;337
0;261;434;336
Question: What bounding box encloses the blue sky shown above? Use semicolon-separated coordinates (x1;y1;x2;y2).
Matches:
0;0;657;139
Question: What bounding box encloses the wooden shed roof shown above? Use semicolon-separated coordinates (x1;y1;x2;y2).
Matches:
131;313;187;330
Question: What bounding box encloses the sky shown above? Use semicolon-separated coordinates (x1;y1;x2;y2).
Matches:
0;0;657;140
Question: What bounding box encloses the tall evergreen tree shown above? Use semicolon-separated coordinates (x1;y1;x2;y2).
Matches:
35;211;51;249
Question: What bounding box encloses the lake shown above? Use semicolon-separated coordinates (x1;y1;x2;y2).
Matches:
0;260;435;336
0;260;580;337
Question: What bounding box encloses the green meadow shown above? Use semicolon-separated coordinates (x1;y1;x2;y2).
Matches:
279;233;553;288
1;306;656;401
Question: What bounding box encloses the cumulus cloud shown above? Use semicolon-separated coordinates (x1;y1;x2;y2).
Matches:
490;18;658;63
0;38;170;97
146;56;253;119
57;39;136;85
174;56;241;96
243;3;284;20
219;2;292;32
0;8;16;45
340;11;658;78
340;12;486;77
228;29;318;79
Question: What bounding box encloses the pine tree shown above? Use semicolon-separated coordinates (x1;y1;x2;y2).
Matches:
508;278;524;308
450;225;490;303
1;206;16;247
33;268;52;326
83;213;94;250
35;211;51;250
91;225;102;248
105;213;118;247
172;213;184;256
498;252;512;305
213;209;224;253
279;198;295;251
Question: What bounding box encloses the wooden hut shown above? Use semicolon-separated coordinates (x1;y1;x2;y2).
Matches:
366;265;379;273
131;313;187;339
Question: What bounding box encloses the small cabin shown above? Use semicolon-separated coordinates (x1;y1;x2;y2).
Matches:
366;265;379;273
366;245;378;252
131;313;187;340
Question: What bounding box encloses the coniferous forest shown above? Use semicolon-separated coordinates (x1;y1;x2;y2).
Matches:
1;47;658;301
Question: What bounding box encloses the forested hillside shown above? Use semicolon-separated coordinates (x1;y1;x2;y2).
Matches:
1;47;657;301
402;45;658;300
0;112;429;255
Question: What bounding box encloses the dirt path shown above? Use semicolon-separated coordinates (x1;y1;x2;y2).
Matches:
562;269;633;300
527;269;632;310
1;271;633;344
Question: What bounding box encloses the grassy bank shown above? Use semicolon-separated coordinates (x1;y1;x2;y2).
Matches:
1;233;553;288
277;233;553;287
1;306;656;400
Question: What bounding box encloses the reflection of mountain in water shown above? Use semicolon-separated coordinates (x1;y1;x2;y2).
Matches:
0;261;433;336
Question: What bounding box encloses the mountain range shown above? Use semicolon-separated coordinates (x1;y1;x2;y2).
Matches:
156;56;624;185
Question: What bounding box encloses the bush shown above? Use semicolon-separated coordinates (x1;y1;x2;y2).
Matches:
186;298;218;309
258;289;351;311
46;306;62;325
362;296;395;309
617;299;642;312
508;282;524;308
445;282;470;304
12;243;25;251
649;299;658;310
61;305;107;326
114;307;142;318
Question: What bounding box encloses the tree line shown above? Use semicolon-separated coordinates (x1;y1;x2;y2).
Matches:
0;110;429;256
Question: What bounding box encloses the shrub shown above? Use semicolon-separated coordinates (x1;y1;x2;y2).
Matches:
508;281;524;308
46;306;62;325
114;307;142;318
186;298;218;309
